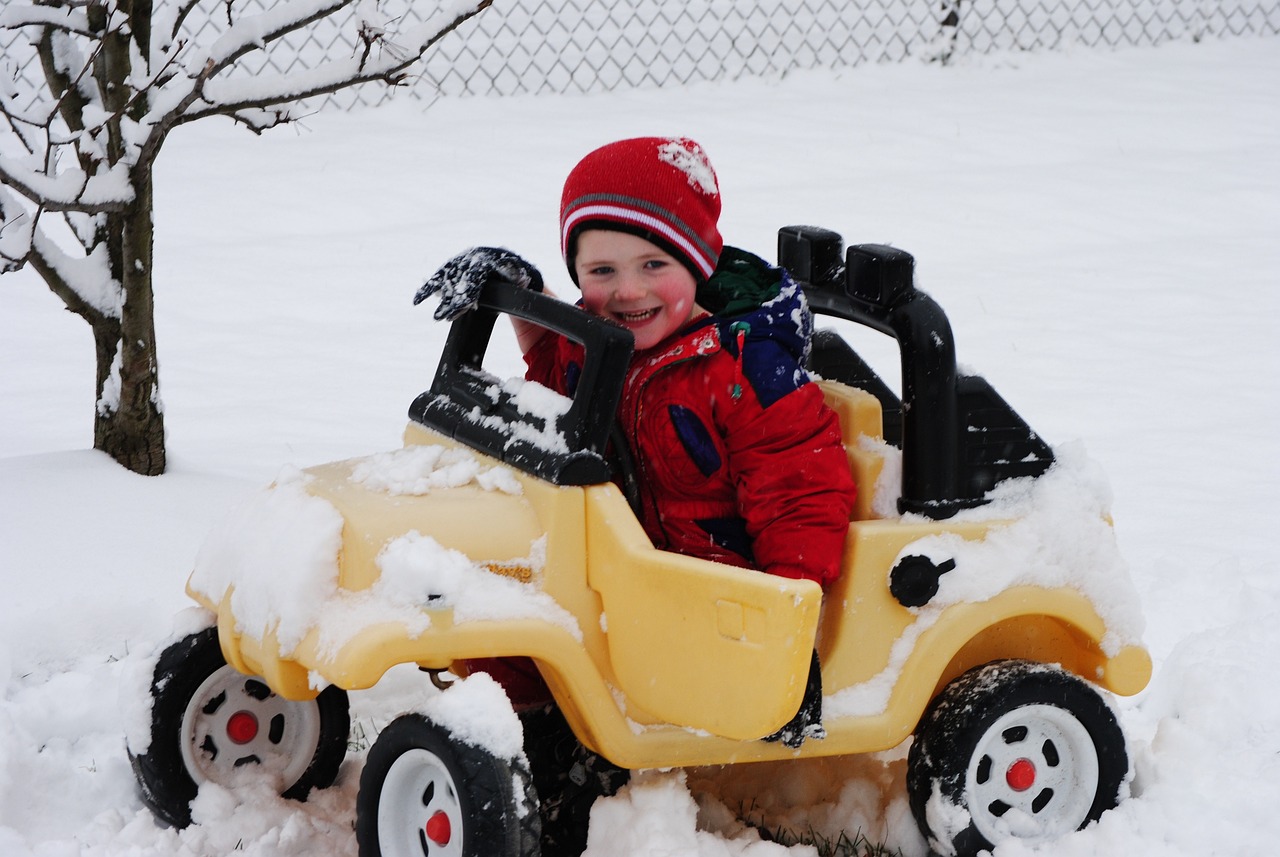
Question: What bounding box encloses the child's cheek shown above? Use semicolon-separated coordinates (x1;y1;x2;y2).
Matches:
580;288;607;318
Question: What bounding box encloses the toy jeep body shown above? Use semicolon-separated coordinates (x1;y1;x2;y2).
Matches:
130;228;1151;857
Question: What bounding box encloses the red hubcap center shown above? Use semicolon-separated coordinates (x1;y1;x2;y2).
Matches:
425;810;452;845
1006;757;1036;791
226;711;259;744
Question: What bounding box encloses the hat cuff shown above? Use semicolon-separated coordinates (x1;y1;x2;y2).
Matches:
563;219;716;286
562;201;718;278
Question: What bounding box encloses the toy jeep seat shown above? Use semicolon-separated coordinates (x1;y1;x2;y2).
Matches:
814;378;888;522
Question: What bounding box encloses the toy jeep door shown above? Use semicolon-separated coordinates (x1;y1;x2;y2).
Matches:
584;486;823;740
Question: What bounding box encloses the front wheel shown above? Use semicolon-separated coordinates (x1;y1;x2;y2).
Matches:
129;626;350;828
356;713;539;857
907;660;1128;857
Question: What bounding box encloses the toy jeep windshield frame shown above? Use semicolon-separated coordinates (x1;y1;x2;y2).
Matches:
409;283;634;487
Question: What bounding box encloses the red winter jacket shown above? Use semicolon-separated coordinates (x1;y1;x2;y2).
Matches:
525;248;856;586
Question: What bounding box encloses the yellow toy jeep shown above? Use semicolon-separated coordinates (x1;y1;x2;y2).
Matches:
129;228;1151;857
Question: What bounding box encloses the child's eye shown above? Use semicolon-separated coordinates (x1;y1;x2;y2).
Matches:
585;265;614;276
643;259;668;270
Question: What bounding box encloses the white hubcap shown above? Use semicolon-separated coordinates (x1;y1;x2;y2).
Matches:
179;665;322;791
377;748;465;857
966;703;1100;845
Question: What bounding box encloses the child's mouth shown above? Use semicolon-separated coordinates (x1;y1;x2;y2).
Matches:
617;308;660;324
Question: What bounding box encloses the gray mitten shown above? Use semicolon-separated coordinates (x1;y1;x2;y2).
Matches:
414;246;544;321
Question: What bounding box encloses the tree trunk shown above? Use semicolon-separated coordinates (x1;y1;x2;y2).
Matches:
93;171;166;476
82;0;166;476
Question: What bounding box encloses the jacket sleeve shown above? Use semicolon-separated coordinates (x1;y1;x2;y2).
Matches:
523;330;578;395
721;376;856;587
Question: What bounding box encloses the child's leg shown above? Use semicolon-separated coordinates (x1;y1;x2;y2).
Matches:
763;650;825;748
519;703;631;857
463;656;553;708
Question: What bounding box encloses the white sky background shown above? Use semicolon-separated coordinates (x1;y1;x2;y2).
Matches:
0;35;1278;857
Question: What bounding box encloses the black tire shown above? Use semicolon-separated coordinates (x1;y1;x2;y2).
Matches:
907;660;1128;857
356;713;540;857
128;626;350;828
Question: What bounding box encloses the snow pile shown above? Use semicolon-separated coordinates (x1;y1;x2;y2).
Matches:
455;375;576;454
188;467;345;652
860;435;903;518
189;464;574;663
587;770;806;857
828;442;1145;718
350;443;523;495
657;139;720;197
310;530;579;661
417;671;526;760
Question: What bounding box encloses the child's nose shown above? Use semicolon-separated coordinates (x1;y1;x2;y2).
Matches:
614;274;646;301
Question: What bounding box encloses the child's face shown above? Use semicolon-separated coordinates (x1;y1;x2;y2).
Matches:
574;230;700;352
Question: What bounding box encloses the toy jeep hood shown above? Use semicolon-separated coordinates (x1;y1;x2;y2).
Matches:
301;451;545;592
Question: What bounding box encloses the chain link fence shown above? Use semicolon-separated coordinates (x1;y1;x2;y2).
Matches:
3;0;1278;112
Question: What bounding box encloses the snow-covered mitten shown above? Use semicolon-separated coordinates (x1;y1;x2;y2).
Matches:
414;246;544;321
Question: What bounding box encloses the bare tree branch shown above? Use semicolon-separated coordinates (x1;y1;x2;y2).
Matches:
175;1;491;125
167;0;202;43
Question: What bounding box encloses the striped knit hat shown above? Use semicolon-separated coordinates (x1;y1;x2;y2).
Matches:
560;137;723;284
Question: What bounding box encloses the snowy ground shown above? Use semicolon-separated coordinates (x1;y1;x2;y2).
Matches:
2;35;1279;857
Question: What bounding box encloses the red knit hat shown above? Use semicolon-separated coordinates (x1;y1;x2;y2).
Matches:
560;137;723;283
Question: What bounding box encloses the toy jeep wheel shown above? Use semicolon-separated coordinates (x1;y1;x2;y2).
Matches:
129;626;350;828
356;713;539;857
907;659;1127;857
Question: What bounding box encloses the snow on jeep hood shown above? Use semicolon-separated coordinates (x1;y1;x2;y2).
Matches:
188;447;576;659
348;443;523;495
188;466;344;653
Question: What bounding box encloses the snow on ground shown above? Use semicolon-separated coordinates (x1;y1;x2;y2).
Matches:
2;35;1279;856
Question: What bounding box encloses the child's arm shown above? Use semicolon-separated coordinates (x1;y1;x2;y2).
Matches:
512;286;557;354
726;382;856;587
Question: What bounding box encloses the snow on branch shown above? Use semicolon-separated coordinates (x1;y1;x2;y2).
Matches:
30;223;120;317
0;184;117;316
0;154;133;211
0;4;93;39
0;188;35;273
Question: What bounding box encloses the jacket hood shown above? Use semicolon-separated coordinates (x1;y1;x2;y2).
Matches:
698;246;813;365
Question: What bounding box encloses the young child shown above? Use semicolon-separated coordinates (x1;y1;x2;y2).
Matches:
419;136;856;584
416;137;857;857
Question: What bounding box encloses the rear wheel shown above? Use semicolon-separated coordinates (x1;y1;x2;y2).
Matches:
129;626;350;828
907;660;1128;857
356;713;539;857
